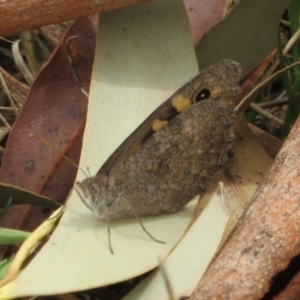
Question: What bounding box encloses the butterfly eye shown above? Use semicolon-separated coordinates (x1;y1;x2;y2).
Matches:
89;182;100;197
195;88;211;102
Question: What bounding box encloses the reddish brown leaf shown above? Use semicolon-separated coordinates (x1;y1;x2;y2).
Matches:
239;50;278;101
0;17;97;231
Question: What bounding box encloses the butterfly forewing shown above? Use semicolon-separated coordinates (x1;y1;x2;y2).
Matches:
77;59;241;219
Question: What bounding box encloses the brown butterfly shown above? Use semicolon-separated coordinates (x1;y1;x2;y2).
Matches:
76;59;241;252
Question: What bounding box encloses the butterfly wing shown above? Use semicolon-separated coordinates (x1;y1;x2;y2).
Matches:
106;98;235;217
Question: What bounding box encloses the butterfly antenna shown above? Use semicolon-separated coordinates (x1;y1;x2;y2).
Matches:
29;134;90;178
87;166;91;177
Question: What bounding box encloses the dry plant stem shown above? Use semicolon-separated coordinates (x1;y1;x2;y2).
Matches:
0;113;11;129
258;97;288;108
0;206;64;288
65;36;89;98
236;61;300;115
190;115;300;300
250;102;284;125
0;0;148;37
0;107;21;111
159;257;175;300
12;40;34;84
0;67;28;107
283;27;300;56
258;28;300;84
0;37;12;44
0;72;19;115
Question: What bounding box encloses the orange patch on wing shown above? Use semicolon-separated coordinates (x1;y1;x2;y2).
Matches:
152;119;168;132
124;143;143;160
171;95;192;112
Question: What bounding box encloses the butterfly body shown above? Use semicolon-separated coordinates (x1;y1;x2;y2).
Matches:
76;60;241;220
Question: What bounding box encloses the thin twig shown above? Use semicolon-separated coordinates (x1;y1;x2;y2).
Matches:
236;61;300;115
0;106;21;111
0;72;19;116
250;102;284;126
0;112;11;129
258;28;300;84
158;257;175;300
258;98;288;108
64;36;89;98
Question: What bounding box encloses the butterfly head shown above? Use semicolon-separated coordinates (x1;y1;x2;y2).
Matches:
75;176;108;218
